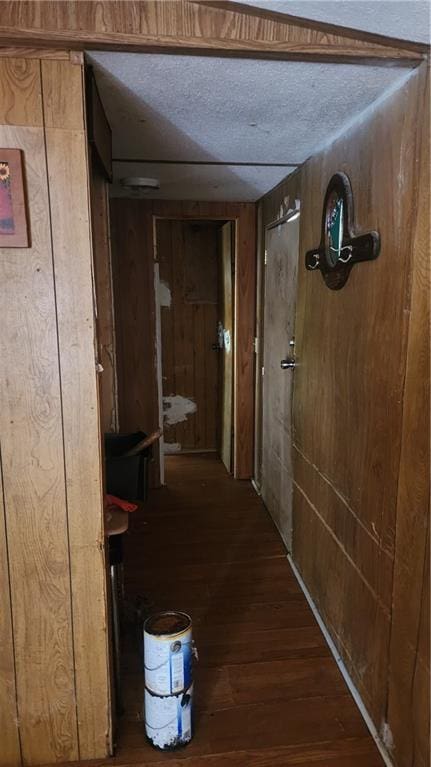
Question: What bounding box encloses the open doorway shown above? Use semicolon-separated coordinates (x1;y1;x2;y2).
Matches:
154;218;235;477
83;35;425;766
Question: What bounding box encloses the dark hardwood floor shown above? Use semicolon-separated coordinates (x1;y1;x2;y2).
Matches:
117;454;384;766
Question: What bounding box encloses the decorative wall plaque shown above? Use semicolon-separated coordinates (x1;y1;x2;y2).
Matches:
0;149;29;248
305;172;380;290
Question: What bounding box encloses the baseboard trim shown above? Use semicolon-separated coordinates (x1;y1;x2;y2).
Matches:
251;478;261;496
287;554;393;767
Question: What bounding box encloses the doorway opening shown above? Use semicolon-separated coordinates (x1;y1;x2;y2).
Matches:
84;40;419;766
154;218;235;480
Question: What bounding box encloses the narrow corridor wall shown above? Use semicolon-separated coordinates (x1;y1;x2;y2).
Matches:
260;62;429;767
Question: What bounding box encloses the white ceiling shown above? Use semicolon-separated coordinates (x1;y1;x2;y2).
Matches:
239;1;430;44
111;161;297;201
88;45;417;201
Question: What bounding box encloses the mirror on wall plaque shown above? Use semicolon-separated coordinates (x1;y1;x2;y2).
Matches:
305;172;380;290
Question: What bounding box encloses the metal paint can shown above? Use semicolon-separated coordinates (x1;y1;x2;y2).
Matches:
144;684;193;750
144;611;192;696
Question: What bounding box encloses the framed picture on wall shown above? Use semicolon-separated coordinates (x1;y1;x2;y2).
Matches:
0;149;30;247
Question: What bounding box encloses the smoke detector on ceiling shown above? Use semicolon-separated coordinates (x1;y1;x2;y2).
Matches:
120;176;160;195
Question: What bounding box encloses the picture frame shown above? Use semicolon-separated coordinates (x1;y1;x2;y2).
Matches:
0;148;30;248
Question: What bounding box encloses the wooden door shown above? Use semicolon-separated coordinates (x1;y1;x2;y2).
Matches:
158;220;219;452
261;216;299;550
220;222;234;472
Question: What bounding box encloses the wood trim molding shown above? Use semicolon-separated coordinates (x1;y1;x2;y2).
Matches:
196;0;429;55
0;46;71;59
0;27;422;64
0;0;425;65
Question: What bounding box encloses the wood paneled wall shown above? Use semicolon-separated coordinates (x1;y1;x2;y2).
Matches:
386;64;430;767
110;199;161;485
0;56;110;765
0;0;425;63
260;63;429;767
111;200;256;480
90;156;117;434
158;219;220;452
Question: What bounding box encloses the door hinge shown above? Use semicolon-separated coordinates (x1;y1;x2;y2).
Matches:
261;366;265;376
253;336;259;355
264;249;268;265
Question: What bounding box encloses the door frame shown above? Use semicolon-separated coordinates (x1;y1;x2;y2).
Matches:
219;220;235;474
151;201;256;481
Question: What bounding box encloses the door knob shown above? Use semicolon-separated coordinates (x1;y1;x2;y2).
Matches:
280;359;296;369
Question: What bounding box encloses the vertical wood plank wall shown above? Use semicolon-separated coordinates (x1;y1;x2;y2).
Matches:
90;158;118;434
158;219;220;452
386;67;430;767
110;199;256;480
0;57;110;765
260;63;429;767
110;199;161;484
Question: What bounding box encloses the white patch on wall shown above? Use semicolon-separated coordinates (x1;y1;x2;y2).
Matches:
159;280;172;307
163;395;197;426
163;442;182;454
223;329;231;353
380;721;394;753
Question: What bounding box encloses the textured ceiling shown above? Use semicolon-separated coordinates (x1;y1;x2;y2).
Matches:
239;1;430;43
88;51;416;201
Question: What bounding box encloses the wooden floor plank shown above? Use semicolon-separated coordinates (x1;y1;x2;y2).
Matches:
116;455;384;765
35;455;384;767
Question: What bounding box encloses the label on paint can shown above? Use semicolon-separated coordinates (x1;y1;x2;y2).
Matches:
144;612;192;696
145;685;193;750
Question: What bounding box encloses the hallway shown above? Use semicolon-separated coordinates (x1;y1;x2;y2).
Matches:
118;454;384;765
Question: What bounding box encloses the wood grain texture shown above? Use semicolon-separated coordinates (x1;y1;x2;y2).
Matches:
112;200;256;480
41;60;110;759
110;199;161;486
0;47;70;60
386;64;430;767
0;464;21;766
158;220;220;451
0;53;114;765
260;64;429;766
114;453;384;766
90;159;118;434
0;121;78;764
0;57;42;126
233;203;256;478
200;0;429;53
41;59;83;130
0;0;423;63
